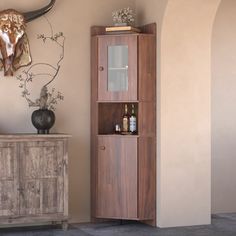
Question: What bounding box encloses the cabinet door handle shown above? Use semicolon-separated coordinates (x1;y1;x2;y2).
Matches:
98;66;104;71
99;146;106;150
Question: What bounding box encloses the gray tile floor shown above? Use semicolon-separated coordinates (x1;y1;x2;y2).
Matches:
0;214;236;236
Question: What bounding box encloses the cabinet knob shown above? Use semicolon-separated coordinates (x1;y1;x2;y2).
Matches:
99;66;104;72
99;146;106;151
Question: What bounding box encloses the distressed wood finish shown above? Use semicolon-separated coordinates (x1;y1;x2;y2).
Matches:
0;134;70;229
91;23;156;226
19;141;64;216
0;142;18;217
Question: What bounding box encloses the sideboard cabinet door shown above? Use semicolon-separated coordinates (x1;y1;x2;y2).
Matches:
19;141;65;216
96;136;138;219
98;35;138;101
0;143;19;217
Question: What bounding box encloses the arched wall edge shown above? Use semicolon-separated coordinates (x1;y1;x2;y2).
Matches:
157;0;222;227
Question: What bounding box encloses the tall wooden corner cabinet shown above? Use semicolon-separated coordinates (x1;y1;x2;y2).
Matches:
91;23;156;226
0;134;70;229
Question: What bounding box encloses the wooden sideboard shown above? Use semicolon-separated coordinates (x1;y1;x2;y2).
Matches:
0;134;70;229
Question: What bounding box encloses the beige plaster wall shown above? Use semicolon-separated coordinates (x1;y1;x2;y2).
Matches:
136;0;221;227
212;0;236;214
0;0;135;223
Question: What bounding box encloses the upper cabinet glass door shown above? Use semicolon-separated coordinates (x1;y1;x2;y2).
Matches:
98;35;137;101
108;45;128;92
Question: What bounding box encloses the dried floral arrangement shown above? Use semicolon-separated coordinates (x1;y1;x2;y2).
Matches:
16;19;65;111
112;7;135;25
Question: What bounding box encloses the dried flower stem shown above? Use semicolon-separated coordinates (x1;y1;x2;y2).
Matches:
17;18;65;111
112;7;135;24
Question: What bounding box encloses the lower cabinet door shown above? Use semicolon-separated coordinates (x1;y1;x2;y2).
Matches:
0;143;19;217
96;136;138;219
19;141;65;216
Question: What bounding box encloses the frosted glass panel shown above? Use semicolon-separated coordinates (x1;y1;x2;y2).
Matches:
108;45;128;92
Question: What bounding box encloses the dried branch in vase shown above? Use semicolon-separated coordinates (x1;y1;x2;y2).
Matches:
16;19;65;111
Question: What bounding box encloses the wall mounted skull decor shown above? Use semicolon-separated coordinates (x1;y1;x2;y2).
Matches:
0;0;56;76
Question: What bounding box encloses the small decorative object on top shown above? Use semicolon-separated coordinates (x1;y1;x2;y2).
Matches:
105;25;141;34
16;19;65;134
112;7;135;26
107;7;139;34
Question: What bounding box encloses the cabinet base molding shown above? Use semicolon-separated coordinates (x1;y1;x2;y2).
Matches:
91;218;156;227
0;215;68;225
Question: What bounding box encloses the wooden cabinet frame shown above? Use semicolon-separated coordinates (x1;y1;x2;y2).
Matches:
91;23;156;226
96;136;138;219
98;35;138;101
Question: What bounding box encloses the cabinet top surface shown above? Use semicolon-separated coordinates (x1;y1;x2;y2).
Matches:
0;133;71;140
93;33;155;38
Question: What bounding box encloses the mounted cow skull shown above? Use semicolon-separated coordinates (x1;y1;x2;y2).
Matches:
0;0;56;76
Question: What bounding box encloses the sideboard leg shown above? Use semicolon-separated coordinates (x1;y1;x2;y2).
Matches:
62;221;68;231
52;221;57;226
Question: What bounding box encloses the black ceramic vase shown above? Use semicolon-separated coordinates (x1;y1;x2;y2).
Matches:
31;109;55;134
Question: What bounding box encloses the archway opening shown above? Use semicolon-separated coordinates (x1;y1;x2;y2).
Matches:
211;0;236;215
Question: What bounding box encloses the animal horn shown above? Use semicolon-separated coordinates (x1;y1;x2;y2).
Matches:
22;0;56;22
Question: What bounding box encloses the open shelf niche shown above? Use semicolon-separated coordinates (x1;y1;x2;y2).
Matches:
98;102;138;135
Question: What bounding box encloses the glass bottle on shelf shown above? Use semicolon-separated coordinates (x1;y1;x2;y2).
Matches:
129;104;137;134
114;124;121;134
122;104;129;133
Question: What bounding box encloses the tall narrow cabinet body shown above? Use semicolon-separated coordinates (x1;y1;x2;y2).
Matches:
91;24;156;226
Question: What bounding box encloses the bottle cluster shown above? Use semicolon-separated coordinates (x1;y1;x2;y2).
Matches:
115;104;137;135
